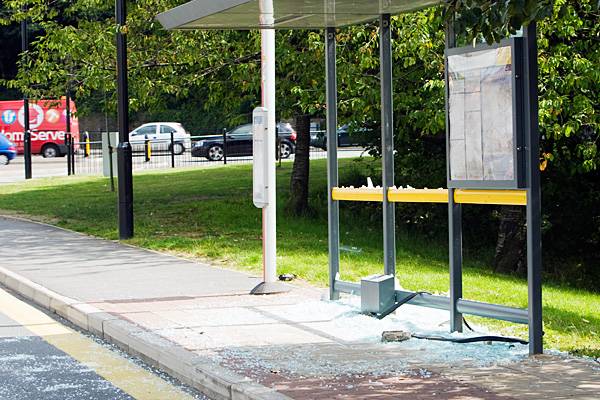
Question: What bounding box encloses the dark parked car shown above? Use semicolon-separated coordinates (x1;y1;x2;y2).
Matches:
0;133;17;165
191;122;296;161
310;124;369;149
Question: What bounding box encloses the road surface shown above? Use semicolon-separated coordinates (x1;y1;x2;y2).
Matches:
0;286;208;399
0;147;367;184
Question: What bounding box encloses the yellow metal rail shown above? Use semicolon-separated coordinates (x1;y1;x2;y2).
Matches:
331;187;383;202
331;187;527;206
388;188;448;203
454;189;526;206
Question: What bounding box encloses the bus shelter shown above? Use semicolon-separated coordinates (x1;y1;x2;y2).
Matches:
157;0;543;355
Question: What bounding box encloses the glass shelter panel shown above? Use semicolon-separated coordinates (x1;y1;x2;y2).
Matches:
448;43;522;188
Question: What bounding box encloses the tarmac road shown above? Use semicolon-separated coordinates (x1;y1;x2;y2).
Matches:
0;156;69;184
0;147;367;185
0;285;208;400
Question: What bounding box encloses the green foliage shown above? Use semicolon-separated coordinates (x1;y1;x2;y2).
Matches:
445;0;554;44
538;0;599;174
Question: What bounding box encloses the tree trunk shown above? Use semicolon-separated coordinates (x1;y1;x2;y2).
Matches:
493;205;527;275
286;114;311;216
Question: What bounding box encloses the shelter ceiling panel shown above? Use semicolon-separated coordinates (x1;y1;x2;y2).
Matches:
157;0;440;30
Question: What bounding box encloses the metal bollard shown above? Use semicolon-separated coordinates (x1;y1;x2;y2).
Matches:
85;132;91;157
144;135;151;162
222;128;227;165
276;125;281;167
71;135;76;175
66;133;72;176
170;131;175;168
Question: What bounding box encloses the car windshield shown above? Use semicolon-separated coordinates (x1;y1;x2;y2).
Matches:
160;125;176;134
229;124;252;136
277;123;292;133
133;125;156;136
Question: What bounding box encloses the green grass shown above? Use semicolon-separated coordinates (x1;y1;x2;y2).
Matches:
0;160;598;358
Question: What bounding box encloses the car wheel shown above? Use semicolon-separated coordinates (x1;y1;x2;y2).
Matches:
0;155;9;165
171;142;185;155
207;145;224;161
42;144;59;158
279;142;292;159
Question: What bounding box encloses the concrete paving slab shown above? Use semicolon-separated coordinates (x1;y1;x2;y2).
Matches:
0;216;261;302
123;311;184;330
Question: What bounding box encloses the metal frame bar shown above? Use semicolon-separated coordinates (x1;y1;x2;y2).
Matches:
448;189;463;332
326;27;340;301
445;21;463;333
333;279;529;324
523;23;543;355
332;187;527;205
380;14;396;277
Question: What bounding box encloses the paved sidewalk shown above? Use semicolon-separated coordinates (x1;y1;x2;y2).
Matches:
1;216;599;400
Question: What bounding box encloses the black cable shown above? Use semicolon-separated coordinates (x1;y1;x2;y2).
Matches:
411;333;528;345
374;291;430;320
373;293;528;346
462;316;475;332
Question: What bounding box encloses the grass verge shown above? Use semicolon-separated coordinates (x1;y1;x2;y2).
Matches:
0;160;598;358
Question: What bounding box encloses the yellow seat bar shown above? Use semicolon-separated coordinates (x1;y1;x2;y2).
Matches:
388;188;448;203
455;189;527;206
331;187;383;202
331;187;527;206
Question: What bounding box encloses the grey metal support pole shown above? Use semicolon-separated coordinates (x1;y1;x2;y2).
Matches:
445;19;463;333
326;27;340;301
448;190;463;332
523;22;543;355
380;14;396;277
222;128;227;165
70;134;76;175
21;14;32;180
170;132;175;168
116;0;134;239
66;134;72;176
66;94;73;175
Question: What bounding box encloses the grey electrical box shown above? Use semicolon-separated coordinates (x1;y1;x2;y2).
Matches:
361;274;395;314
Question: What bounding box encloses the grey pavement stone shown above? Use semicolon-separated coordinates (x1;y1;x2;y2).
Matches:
0;216;261;302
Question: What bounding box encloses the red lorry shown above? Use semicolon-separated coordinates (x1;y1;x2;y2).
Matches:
0;98;80;158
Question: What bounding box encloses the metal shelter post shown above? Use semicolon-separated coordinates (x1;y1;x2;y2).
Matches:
524;22;543;355
116;0;134;240
21;13;32;180
326;27;340;301
260;3;277;287
448;192;463;333
445;20;463;333
250;0;289;294
380;14;396;277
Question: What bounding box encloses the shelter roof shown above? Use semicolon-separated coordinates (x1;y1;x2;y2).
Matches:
157;0;440;30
